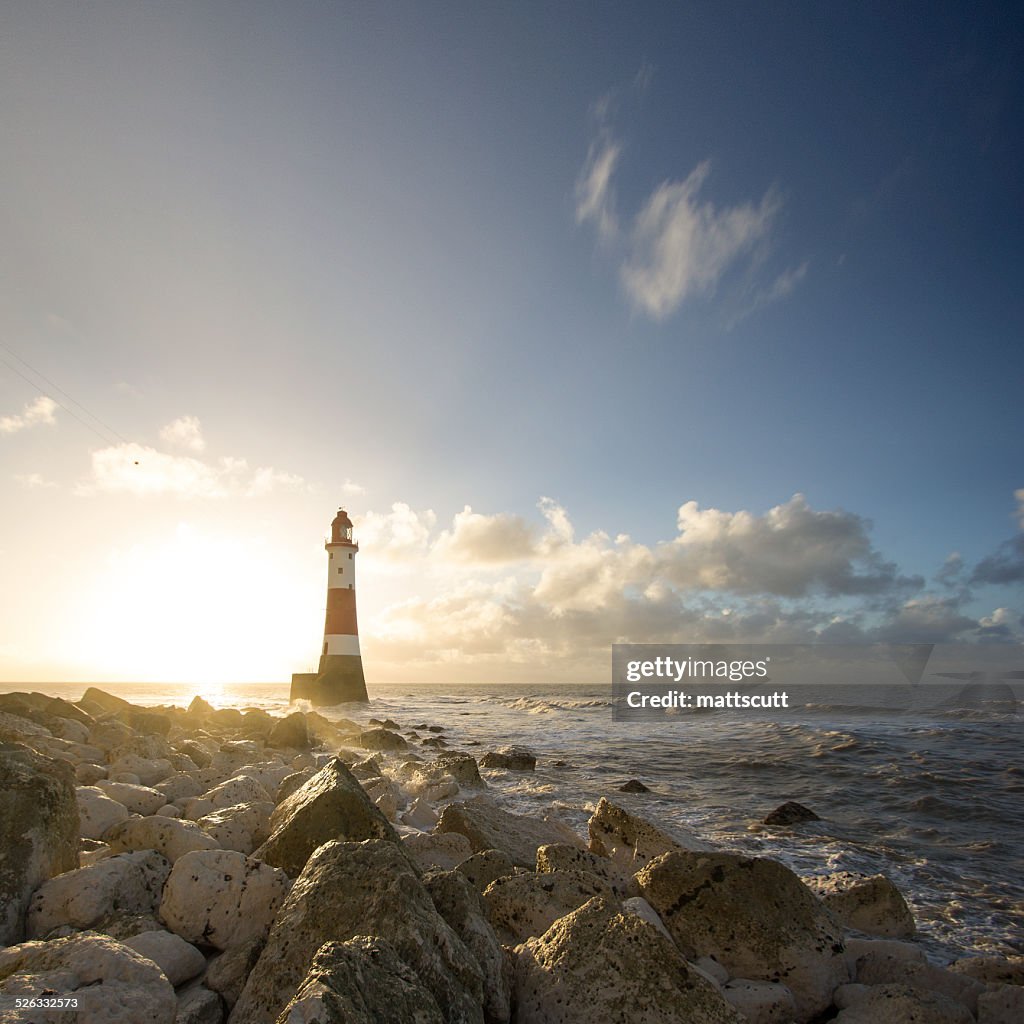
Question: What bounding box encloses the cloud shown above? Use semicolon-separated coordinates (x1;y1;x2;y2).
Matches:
726;260;810;327
78;442;306;499
432;498;574;565
970;488;1024;585
342;478;366;496
621;162;782;320
355;503;438;560
159;415;205;452
575;135;621;243
14;472;58;489
0;396;57;434
657;494;918;597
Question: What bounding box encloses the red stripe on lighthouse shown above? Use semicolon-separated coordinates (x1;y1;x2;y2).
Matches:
324;588;359;636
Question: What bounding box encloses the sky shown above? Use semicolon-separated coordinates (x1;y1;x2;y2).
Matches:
1;2;1022;686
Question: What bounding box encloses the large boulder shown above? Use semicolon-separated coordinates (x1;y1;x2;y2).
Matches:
123;929;207;986
0;743;79;946
853;951;984;1017
636;850;849;1021
402;831;473;872
266;713;310;750
832;982;973;1023
0;932;176;1024
479;746;536;771
206;937;264;1010
436;795;583;868
104;815;221;863
182;775;273;820
271;937;445;1024
587;797;711;871
804;872;916;938
159;849;288;952
358;728;408;752
108;753;174;784
95;780;167;816
536;843;635;893
197;801;275;855
230;839;485;1024
253;758;397;877
27;850;170;939
513;897;744;1024
76;785;131;840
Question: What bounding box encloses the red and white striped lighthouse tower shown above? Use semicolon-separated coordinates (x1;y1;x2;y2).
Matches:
290;508;369;705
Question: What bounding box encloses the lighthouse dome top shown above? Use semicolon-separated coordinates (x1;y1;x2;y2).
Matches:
329;508;356;545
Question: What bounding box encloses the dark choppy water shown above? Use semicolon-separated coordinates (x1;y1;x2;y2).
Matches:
22;680;1023;962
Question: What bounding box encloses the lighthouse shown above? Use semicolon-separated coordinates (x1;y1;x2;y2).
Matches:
290;508;369;705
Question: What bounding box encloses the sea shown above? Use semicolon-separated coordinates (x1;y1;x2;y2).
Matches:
16;680;1023;964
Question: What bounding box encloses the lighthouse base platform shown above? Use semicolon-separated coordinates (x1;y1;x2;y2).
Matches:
290;654;369;706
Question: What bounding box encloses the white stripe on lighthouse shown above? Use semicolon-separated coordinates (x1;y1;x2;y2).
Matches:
323;634;362;657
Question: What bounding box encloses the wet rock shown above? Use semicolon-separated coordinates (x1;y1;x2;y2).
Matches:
254;757;397;877
403;831;473;872
722;979;798;1023
436;795;583;868
104;815;221;862
266;712;310;750
636;850;849;1021
124;929;206;986
431;753;485;787
0;931;176;1024
831;983;973;1023
456;849;516;894
763;801;819;826
805;872;915;938
230;839;485;1024
271;937;444;1024
0;742;79;946
359;727;408;752
27;850;171;938
513;897;744;1024
424;869;511;1024
479;746;535;771
401;795;439;830
588;796;711;871
159;849;288;952
197;801;275;855
483;869;623;944
96;779;167;816
618;778;651;792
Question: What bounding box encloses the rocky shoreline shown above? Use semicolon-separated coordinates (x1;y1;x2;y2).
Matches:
0;687;1020;1023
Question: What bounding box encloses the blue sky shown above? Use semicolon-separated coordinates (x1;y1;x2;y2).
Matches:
1;2;1021;683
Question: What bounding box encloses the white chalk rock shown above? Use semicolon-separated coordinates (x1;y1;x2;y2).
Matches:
622;896;673;943
805;872;916;938
401;796;439;830
154;772;204;806
159;848;288;952
402;831;473;872
588;796;711;872
108;754;174;787
104;814;221;863
196;801;274;855
96;779;166;816
854;952;984;1017
76;785;131;840
75;762;108;785
124;929;206;986
182;775;272;821
832;983;973;1023
977;985;1024;1024
0;932;176;1024
173;982;224;1024
722;979;798;1024
27;850;171;938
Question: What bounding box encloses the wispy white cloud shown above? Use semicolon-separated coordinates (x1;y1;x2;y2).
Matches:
0;396;57;434
14;472;58;489
159;415;205;452
575;135;621;243
342;478;366;496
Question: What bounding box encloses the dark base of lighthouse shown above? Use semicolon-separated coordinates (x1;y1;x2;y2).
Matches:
290;655;368;706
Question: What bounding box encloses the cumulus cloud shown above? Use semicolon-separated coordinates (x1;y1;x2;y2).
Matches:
159;415;205;452
355;503;438;560
970;488;1024;585
432;498;575;564
0;396;57;434
78;442;306;499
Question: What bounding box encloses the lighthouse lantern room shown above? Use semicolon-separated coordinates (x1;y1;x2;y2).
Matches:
290;508;369;705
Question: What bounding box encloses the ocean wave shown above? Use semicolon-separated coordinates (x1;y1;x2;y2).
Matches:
498;696;612;714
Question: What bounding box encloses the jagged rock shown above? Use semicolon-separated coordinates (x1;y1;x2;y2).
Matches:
722;979;798;1023
27;850;171;939
0;708;52;743
156;772;205;805
187;696;216;716
621;896;674;943
479;745;536;771
832;983;973;1023
484;869;624;944
358;728;408;752
0;932;177;1024
978;985;1024;1024
175;982;224;1024
401;796;439;830
205;937;264;1010
254;758;397;877
75;762;108;785
82;687;134;714
207;742;265;781
210;708;244;729
0;743;79;946
197;802;274;855
436;795;583;868
104;815;221;862
949;954;1024;986
96;779;167;816
275;769;315;804
432;753;485;787
183;775;274;820
763;801;819;826
271;937;445;1024
159;849;288;952
266;713;310;750
402;831;473;872
587;797;711;871
230;839;485;1024
636;850;849;1021
805;872;915;938
456;849;516;894
124;929;206;985
176;741;213;769
423;869;511;1024
618;778;651;792
536;843;635;894
854;952;984;1016
514;897;744;1024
